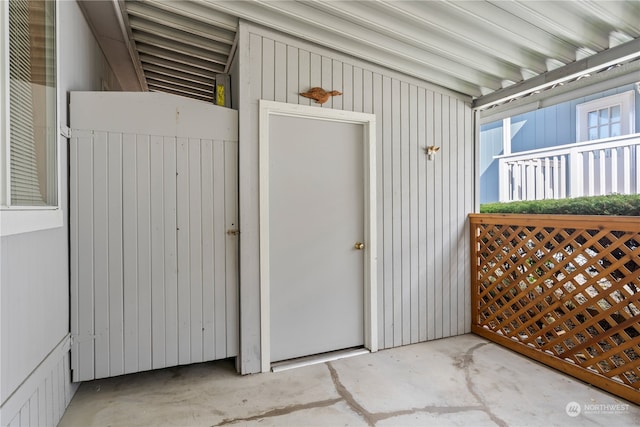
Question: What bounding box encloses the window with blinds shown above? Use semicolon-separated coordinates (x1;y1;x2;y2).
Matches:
8;0;57;207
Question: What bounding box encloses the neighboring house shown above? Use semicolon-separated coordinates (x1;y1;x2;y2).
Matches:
480;83;640;203
1;1;639;426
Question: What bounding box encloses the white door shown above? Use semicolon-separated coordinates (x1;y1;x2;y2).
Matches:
268;114;365;362
70;92;238;381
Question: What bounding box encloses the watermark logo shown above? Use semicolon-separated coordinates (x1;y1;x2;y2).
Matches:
565;401;581;417
565;401;630;417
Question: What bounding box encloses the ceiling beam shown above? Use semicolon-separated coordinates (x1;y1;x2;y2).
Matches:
305;0;523;83
572;1;640;39
147;79;213;99
125;1;236;45
144;71;213;93
473;38;640;109
141;63;215;86
371;0;549;74
479;60;640;124
199;0;481;96
145;0;238;32
132;31;228;64
135;43;226;71
258;1;503;89
148;86;212;103
492;1;609;51
445;1;577;64
138;54;220;79
128;16;231;56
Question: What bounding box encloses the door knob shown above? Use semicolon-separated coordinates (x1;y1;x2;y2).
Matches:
354;242;365;250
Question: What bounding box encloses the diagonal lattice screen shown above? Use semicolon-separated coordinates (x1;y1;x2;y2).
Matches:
470;214;640;402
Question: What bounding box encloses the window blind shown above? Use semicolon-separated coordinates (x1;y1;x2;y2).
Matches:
8;0;56;206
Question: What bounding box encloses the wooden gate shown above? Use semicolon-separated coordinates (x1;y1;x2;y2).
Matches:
470;214;640;404
70;92;238;381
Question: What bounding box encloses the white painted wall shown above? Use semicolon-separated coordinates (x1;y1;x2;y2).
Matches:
0;1;122;425
237;22;474;374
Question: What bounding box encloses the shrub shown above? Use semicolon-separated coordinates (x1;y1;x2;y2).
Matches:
480;194;640;216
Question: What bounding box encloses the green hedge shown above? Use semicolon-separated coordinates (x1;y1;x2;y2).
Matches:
480;194;640;216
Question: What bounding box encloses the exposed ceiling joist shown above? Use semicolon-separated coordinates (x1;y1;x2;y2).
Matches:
138;54;219;80
80;1;640;104
474;37;640;109
126;1;236;45
132;31;228;64
198;0;486;96
128;16;232;56
135;43;225;72
145;0;238;32
479;60;640;124
493;1;610;51
141;63;215;86
368;1;549;74
305;0;524;83
445;1;577;64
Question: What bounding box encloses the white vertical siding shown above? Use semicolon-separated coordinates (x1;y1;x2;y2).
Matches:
70;132;238;381
238;23;474;373
2;338;75;427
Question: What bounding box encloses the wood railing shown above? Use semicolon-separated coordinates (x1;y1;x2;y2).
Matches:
496;133;640;202
470;214;640;404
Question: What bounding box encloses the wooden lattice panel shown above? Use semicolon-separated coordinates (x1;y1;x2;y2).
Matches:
470;214;640;404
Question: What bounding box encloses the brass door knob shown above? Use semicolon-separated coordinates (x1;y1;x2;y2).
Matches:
354;242;365;250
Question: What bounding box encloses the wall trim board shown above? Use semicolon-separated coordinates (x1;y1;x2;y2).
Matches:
241;20;472;104
0;334;75;426
258;100;378;372
237;19;262;375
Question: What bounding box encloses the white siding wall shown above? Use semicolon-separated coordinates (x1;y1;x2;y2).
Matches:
237;22;474;374
0;1;121;425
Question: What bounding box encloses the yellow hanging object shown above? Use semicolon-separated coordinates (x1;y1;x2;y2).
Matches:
216;84;225;106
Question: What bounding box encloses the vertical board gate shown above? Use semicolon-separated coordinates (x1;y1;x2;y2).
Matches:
69;92;238;381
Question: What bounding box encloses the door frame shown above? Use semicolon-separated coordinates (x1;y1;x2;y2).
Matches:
258;100;377;372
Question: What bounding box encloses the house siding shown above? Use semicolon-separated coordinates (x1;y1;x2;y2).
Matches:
479;121;504;204
0;1;120;425
480;84;640;203
510;84;640;153
237;22;474;374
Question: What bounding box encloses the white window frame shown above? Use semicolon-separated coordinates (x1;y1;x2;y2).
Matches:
0;0;62;237
576;90;636;142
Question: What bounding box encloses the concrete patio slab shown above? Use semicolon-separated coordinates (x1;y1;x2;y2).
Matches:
59;334;639;427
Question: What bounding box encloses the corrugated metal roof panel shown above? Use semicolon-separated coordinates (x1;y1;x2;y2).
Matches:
86;0;640;105
121;0;239;102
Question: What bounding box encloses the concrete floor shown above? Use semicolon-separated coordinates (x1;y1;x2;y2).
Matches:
59;334;639;427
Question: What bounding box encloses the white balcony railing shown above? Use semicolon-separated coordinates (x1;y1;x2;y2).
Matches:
496;133;640;202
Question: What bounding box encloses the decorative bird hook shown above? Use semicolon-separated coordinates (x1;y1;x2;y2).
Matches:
299;87;342;105
425;145;441;160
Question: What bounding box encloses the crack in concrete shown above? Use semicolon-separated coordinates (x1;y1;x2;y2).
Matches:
216;341;509;427
212;398;342;426
371;405;486;423
328;361;488;426
327;362;377;426
458;342;509;427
